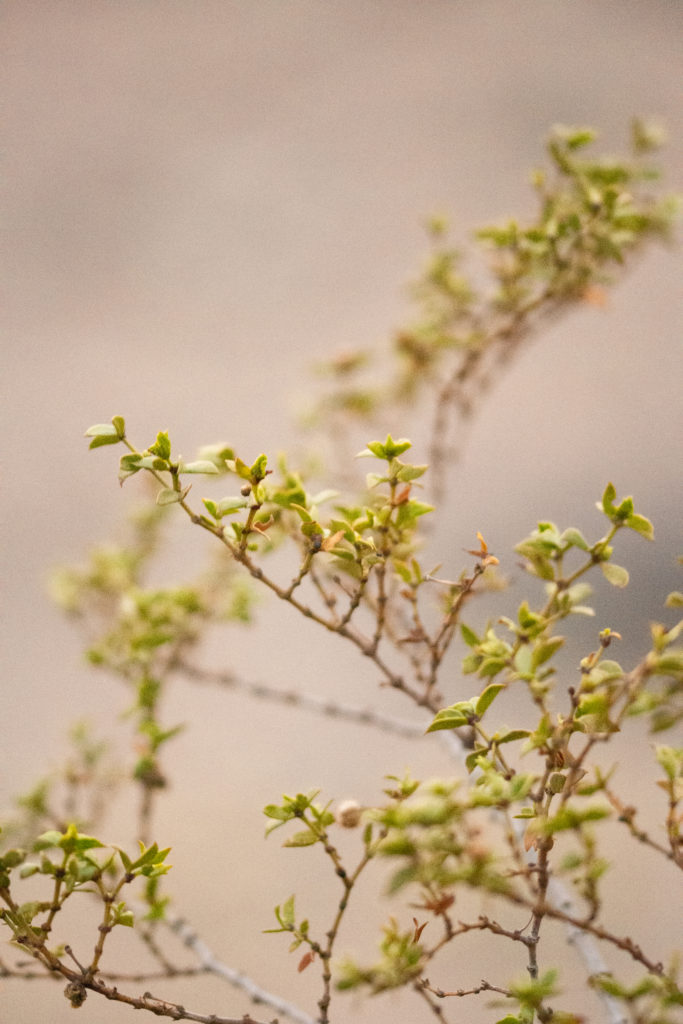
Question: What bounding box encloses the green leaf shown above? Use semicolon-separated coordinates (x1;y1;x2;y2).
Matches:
465;747;489;773
279;895;296;928
531;636;565;670
85;423;118;438
426;701;475;733
360;435;412;461
461;623;480;648
250;454;269;481
558;125;597;149
600;562;629;588
215;496;249;517
655;745;682;781
111;415;126;438
156;487;184;506
263;804;294;821
600;482;617;517
33;830;64;851
560;527;589;551
476;684;505;716
149;431;172;460
625;512;654;540
495;729;532;745
665;591;683;608
396;463;427;482
396;500;434;529
119;453;142;481
283;830;318;848
88;432;122;449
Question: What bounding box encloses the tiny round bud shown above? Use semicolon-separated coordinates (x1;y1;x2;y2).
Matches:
335;799;362;828
240;483;252;496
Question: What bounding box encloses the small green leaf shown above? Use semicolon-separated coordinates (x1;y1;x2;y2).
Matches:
283;830;318;848
600;562;629;588
111;415;126;438
560;527;589;551
112;902;135;927
396;500;434;529
465;747;489;773
625;512;654;540
250;454;269;481
88;432;122;449
85;423;118;438
33;830;64;851
426;701;475;733
531;636;565;670
600;482;617;517
655;745;681;781
495;729;532;745
279;895;296;928
156;487;182;506
476;684;505;716
461;623;480;648
665;591;683;608
264;805;294;821
215;496;249;517
396;463;427;482
149;431;172;460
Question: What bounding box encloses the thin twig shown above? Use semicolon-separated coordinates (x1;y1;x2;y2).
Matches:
175;661;427;740
165;914;316;1024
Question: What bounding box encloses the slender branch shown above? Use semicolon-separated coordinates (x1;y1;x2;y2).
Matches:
6;935;278;1024
165;914;316;1024
175;660;427;740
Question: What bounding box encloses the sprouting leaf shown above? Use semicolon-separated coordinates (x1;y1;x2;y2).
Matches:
250;454;269;481
148;431;172;460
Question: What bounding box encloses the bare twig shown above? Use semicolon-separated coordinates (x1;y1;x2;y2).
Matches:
165;914;316;1024
175;660;427;740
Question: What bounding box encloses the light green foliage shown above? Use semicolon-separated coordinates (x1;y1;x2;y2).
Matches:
2;123;681;1024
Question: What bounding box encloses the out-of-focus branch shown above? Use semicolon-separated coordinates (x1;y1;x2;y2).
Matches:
165;914;317;1024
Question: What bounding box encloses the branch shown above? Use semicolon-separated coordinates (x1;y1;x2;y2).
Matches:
175;660;427;740
165;914;316;1024
8;939;278;1024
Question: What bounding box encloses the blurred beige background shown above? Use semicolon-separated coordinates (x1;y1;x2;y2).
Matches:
2;2;682;1022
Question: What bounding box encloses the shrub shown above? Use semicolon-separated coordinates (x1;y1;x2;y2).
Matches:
2;123;681;1024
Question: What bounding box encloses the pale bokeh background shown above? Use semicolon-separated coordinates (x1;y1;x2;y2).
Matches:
3;3;682;1022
